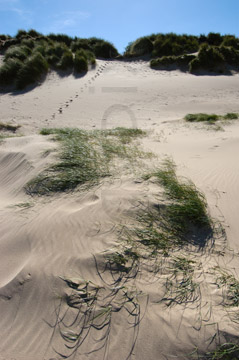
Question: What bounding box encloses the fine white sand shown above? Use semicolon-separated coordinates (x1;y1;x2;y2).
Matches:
1;58;239;360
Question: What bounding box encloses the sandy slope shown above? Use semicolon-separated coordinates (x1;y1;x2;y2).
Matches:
1;59;239;360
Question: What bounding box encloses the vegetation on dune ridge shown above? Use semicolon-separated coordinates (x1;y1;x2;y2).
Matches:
0;29;118;90
124;32;239;74
1;30;239;88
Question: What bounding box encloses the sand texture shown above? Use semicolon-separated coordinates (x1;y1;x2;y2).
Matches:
1;58;239;360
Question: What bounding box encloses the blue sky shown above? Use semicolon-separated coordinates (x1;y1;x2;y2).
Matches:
0;0;238;53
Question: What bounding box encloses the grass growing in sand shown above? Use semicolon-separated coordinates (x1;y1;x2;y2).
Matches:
120;159;212;258
144;158;212;234
198;342;239;359
0;122;21;132
26;127;147;195
163;256;199;306
184;113;239;124
214;267;239;307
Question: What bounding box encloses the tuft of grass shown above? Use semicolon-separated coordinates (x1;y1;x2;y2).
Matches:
25;127;147;195
0;122;20;132
223;113;239;120
203;342;239;359
215;267;239;307
163;256;199;306
121;159;212;260
147;159;211;230
184;113;220;123
184;112;239;125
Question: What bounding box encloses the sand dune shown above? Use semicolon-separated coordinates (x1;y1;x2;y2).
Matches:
1;59;239;359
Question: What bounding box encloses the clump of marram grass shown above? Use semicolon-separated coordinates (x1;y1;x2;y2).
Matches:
0;58;23;86
201;342;239;360
147;159;211;230
184;113;220;123
223;113;239;120
120;159;212;259
0;122;20;132
25;127;147;195
74;54;88;73
214;267;239;307
184;112;239;124
16;52;49;89
163;256;199;306
133;159;212;254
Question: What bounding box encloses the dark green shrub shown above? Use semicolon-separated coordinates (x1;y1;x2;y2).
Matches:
130;37;154;56
4;45;32;62
74;54;88;73
189;58;201;73
57;50;73;70
219;46;239;66
177;54;196;66
16;52;48;89
16;29;27;39
93;40;118;58
45;42;69;67
75;48;87;60
21;38;35;49
184;113;219;122
85;50;96;65
189;44;225;73
71;38;92;52
0;58;23;85
47;33;73;47
75;49;95;65
0;34;10;41
32;45;47;56
152;33;199;57
198;44;225;68
27;29;42;38
46;42;68;58
150;54;196;69
207;32;222;46
221;35;239;49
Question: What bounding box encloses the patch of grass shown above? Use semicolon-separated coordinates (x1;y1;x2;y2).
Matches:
147;159;211;231
121;159;212;260
214;267;239;307
163;256;199;306
25;127;147;195
184;112;239;124
203;342;239;359
223;113;239;120
184;113;220;123
0;122;20;132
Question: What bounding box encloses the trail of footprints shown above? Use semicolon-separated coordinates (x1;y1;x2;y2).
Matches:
47;62;109;122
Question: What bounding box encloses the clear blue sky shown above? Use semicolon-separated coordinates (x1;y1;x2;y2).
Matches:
0;0;238;53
